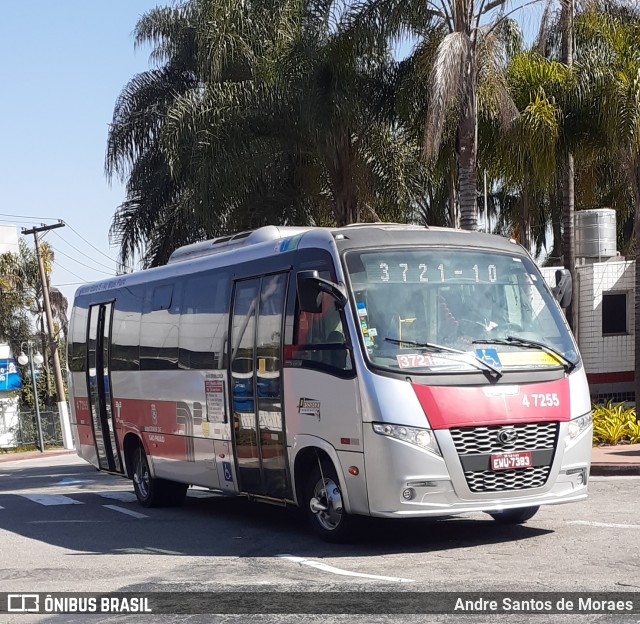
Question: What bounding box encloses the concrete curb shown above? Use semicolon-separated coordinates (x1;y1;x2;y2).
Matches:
0;449;75;464
590;464;640;476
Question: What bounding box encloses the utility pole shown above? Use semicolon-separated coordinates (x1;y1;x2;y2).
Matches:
22;220;74;450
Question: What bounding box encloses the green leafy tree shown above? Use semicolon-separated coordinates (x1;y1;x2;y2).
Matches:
0;240;67;407
573;3;640;402
482;50;569;253
351;0;524;231
107;0;429;268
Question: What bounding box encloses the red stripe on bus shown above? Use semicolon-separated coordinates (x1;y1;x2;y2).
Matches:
412;378;571;429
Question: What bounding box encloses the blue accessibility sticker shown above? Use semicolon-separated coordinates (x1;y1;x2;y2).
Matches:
474;348;502;370
222;461;233;482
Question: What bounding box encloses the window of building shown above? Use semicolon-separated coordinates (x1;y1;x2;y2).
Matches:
602;292;628;335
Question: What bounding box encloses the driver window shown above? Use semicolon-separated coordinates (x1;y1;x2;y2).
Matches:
293;290;352;372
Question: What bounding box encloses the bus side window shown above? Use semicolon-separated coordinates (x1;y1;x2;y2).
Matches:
180;271;230;369
293;292;352;372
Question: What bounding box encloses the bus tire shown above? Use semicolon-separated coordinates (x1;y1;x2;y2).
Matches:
131;445;187;508
305;460;353;542
488;506;539;525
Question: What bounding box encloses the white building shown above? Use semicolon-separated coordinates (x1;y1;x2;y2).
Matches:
541;209;634;403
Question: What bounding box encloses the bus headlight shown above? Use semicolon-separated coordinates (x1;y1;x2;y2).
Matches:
568;413;592;440
372;423;441;456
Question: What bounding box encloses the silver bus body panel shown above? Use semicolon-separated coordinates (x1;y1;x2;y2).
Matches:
68;224;591;521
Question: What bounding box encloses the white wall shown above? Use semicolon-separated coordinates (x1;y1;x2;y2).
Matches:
0;225;19;254
541;260;635;401
0;397;19;447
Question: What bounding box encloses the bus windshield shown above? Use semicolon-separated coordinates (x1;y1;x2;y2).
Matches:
344;248;578;374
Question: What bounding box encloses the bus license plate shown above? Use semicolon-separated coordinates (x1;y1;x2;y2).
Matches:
490;451;532;471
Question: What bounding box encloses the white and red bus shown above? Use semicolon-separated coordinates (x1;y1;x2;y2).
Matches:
68;224;592;541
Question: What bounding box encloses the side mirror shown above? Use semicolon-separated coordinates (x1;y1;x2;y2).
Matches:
552;269;572;309
297;270;348;313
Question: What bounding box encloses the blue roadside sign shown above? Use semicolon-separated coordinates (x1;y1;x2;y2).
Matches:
0;359;21;391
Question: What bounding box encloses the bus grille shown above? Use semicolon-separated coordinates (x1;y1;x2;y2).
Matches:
450;422;558;493
450;422;558;455
464;466;551;492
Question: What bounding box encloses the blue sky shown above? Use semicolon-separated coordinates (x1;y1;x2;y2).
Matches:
0;1;544;307
0;0;159;305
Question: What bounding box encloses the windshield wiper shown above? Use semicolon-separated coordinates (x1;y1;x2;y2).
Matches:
471;335;577;373
384;337;502;378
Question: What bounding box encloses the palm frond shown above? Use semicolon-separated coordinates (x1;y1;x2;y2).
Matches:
423;31;470;160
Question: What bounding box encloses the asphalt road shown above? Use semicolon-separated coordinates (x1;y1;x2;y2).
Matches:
0;454;638;623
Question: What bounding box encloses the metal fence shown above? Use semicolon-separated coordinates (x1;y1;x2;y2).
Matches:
11;409;64;448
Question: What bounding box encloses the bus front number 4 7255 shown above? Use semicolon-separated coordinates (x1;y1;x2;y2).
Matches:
490;451;533;471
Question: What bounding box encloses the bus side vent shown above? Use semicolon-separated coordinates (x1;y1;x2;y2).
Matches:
166;226;311;264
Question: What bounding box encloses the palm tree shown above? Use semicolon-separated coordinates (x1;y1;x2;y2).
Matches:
107;0;429;267
574;2;640;401
482;49;570;255
0;241;68;405
352;0;525;231
106;3;201;268
0;245;32;357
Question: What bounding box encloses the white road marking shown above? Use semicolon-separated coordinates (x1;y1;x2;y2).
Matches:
102;504;148;519
0;505;4;509
98;491;138;503
568;520;640;529
20;494;83;506
30;520;108;523
56;478;91;485
278;554;414;583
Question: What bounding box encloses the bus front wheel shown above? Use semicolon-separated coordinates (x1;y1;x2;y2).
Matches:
305;460;353;542
131;445;187;508
488;506;539;524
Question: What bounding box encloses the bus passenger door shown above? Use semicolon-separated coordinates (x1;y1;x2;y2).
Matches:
230;274;291;499
86;303;123;473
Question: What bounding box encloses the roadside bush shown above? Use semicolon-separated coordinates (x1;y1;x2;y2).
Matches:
592;401;639;446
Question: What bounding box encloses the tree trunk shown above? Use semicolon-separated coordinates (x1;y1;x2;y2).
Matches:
631;162;640;406
449;167;459;229
456;52;478;231
561;0;577;336
550;189;562;263
521;183;530;251
329;131;357;227
563;151;577;336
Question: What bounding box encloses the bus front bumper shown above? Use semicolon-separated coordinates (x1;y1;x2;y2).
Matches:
362;423;591;519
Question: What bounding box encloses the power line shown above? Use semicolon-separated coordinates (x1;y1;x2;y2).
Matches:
0;212;133;271
64;221;132;270
0;212;58;222
0;217;38;225
55;263;91;283
51;231;117;273
49;244;115;276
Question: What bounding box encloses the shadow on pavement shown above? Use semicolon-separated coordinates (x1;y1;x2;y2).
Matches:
0;457;552;560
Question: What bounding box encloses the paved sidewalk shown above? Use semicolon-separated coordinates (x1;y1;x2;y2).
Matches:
0;448;76;464
590;443;640;476
1;445;639;475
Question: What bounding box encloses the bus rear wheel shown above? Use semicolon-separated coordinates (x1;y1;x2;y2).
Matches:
131;445;187;508
305;460;353;542
488;506;539;525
